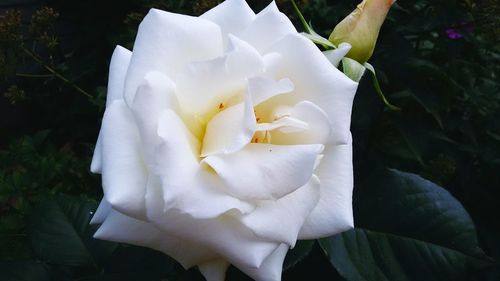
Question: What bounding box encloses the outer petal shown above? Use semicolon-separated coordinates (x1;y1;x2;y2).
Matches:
175;35;263;116
106;45;132;106
201;0;255;45
299;138;354;239
156;110;254;218
124;8;223;104
198;259;230;281
91;46;132;174
145;181;279;269
89;198;112;225
94;209;217;268
131;71;178;166
202;143;323;200
238;243;289;281
240;175;320;246
240;2;297;54
100;100;147;219
266;34;358;144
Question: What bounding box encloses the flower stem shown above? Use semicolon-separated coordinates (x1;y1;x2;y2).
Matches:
16;73;53;78
21;47;93;99
290;0;312;34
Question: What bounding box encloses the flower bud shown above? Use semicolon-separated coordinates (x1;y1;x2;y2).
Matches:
329;0;395;63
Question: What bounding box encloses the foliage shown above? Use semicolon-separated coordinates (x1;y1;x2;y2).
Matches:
1;0;499;280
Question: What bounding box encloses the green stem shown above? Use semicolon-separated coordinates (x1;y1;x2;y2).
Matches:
16;73;53;78
290;0;312;33
21;47;93;99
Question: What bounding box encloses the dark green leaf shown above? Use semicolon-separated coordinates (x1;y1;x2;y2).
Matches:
102;244;183;279
320;168;492;281
0;261;50;281
283;240;314;271
26;194;117;268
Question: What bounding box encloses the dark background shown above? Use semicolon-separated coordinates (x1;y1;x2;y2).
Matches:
1;0;499;280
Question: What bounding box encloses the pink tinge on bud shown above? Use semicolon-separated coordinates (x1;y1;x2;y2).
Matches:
329;0;396;63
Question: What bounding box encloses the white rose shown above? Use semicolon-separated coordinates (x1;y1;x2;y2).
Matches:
90;1;358;280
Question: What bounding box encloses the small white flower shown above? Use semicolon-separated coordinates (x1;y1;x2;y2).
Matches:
90;1;358;280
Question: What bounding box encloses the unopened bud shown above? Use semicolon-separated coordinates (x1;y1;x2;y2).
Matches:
329;0;395;63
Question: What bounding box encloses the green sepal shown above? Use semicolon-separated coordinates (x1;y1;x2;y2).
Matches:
302;31;336;50
290;0;335;50
364;62;401;111
341;57;366;82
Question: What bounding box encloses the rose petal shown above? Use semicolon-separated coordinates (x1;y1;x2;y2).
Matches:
240;2;296;54
266;34;358;144
268;101;332;145
131;71;178;166
323;42;352;67
94;209;217;268
176;35;263;116
299;138;354;239
145;182;279;269
201;0;255;46
256;116;308;133
106;45;132;105
100;100;147;220
238;243;289;281
202;143;323;200
156;110;254;218
248;76;294;106
198;259;230;281
91;46;132;174
201;91;255;157
240;175;320;246
89;198;112;225
124;8;223;105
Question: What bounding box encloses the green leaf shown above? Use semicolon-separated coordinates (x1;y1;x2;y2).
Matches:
283;240;315;271
0;261;50;281
319;169;492;281
26;194;117;268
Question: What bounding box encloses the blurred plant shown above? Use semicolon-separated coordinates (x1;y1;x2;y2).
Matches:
3;85;27;105
0;10;22;76
0;130;99;261
446;21;475;39
193;0;222;14
30;6;60;50
0;131;98;210
0;6;92;102
470;0;500;38
421;153;457;185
